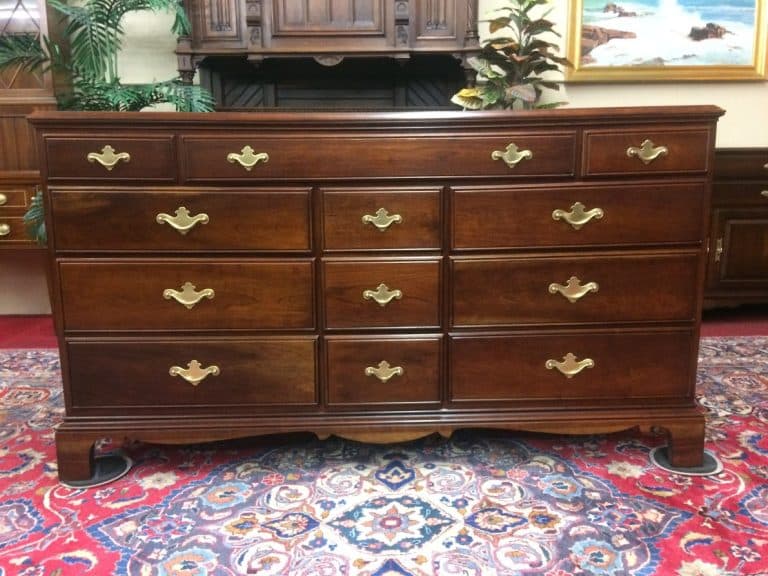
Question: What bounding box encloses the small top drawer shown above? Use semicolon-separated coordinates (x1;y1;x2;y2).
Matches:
43;136;176;182
323;188;440;251
714;149;768;180
51;188;312;252
180;132;577;181
0;188;29;209
583;128;711;176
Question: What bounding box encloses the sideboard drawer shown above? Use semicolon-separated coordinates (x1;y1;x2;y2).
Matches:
44;136;176;182
326;336;441;407
51;188;312;252
583;128;711;176
451;182;706;249
451;252;699;326
66;338;318;410
324;259;441;329
59;259;315;330
323;187;440;250
180;132;577;181
0;216;31;245
0;188;28;208
450;330;695;403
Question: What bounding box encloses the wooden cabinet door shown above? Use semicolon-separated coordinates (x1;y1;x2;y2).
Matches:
708;208;768;297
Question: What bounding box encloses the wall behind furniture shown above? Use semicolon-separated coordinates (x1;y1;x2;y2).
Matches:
119;0;768;146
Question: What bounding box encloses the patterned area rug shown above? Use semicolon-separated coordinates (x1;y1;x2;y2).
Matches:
1;337;767;576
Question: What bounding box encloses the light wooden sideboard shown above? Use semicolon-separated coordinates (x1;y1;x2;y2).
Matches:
29;106;723;483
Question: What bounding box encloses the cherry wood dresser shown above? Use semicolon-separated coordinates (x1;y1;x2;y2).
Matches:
29;106;723;483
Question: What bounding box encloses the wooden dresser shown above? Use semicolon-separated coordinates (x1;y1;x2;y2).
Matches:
29;106;723;483
705;148;768;307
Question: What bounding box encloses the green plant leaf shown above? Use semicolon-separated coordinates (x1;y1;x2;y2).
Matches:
23;189;46;245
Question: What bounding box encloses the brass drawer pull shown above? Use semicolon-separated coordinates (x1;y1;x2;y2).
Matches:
163;282;215;309
363;283;403;307
169;360;220;386
0;223;10;237
362;207;402;231
715;237;724;262
549;276;599;303
0;193;6;206
156;206;209;235
626;139;668;165
365;360;404;383
491;143;533;168
552;202;604;230
227;146;269;171
761;190;768;198
87;145;131;171
545;353;594;378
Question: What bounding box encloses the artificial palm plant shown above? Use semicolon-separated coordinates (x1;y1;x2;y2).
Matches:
451;0;570;110
0;0;214;111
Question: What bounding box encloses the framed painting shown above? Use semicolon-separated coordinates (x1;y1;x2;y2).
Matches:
566;0;768;81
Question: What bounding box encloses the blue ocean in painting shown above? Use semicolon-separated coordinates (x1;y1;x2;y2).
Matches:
581;0;758;66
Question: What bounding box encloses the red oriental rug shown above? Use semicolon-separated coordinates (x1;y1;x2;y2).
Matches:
0;337;767;575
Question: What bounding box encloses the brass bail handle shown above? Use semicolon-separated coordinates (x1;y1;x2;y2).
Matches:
363;283;403;307
156;206;209;235
163;282;215;309
227;146;269;171
626;140;668;165
548;276;599;303
552;202;604;230
364;360;404;383
87;145;131;171
362;208;402;231
491;143;533;168
545;353;594;378
169;360;220;386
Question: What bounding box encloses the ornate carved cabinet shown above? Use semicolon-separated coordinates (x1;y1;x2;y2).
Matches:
177;0;479;108
29;106;723;483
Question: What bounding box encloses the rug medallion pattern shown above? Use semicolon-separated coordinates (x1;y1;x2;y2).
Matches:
0;337;766;575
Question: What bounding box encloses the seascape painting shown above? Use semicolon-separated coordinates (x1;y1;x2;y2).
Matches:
568;0;767;80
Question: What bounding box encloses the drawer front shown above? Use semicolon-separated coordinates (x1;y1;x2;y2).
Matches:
323;188;440;250
44;136;176;181
451;183;706;249
326;336;441;406
51;188;312;251
714;149;768;180
0;188;29;208
180;132;577;181
324;259;441;328
584;128;711;176
450;330;695;403
713;182;768;206
66;338;317;409
58;260;315;330
0;216;34;246
451;252;699;326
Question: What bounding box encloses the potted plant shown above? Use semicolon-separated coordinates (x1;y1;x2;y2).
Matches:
451;0;570;110
0;0;215;243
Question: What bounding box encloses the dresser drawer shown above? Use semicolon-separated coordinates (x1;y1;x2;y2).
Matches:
713;182;768;206
450;330;695;403
452;182;706;249
51;188;312;251
58;259;315;331
583;128;711;176
0;216;33;245
326;336;441;407
44;136;176;182
323;259;441;329
65;337;317;410
180;132;577;181
714;149;768;179
0;188;29;208
451;252;699;326
323;187;440;250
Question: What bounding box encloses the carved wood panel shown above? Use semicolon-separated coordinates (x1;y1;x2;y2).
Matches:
275;0;383;34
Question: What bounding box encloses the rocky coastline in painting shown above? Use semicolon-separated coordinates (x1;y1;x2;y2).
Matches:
580;0;755;67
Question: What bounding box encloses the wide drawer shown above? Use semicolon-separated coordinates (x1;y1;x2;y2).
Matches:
323;259;441;329
450;330;696;403
65;337;317;410
43;136;176;182
451;251;700;326
451;182;706;249
583;128;711;176
58;259;315;330
714;149;768;180
326;336;441;407
322;187;441;251
180;132;577;181
713;182;768;206
50;188;312;251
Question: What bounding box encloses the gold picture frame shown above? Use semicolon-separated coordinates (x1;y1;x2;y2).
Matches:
566;0;768;82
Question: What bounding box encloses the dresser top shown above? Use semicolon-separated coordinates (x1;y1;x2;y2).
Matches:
28;105;725;131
